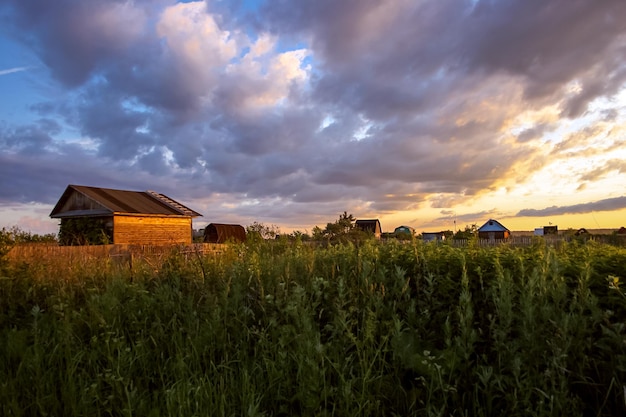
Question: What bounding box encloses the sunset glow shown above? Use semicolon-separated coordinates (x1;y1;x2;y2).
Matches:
1;0;625;235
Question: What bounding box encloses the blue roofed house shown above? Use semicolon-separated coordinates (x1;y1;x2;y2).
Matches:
477;219;510;240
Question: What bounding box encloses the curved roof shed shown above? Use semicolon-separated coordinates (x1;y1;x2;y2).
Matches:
203;223;247;243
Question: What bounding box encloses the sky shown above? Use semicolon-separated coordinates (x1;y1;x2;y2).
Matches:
1;0;625;236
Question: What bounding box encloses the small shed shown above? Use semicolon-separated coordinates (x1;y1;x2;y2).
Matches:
50;185;202;245
203;223;247;243
534;225;559;236
477;219;510;240
422;232;446;242
355;219;382;238
543;225;558;235
616;227;626;235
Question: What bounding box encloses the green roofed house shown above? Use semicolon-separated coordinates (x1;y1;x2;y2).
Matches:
394;225;415;237
50;185;202;245
477;219;510;240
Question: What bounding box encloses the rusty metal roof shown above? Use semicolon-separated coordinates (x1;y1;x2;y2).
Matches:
50;185;202;218
203;223;247;243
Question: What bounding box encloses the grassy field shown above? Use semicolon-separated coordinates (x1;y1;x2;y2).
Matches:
1;238;625;416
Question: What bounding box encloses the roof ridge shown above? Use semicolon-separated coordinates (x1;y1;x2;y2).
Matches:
146;190;197;216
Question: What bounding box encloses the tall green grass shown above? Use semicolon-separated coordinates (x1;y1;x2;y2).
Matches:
1;239;625;416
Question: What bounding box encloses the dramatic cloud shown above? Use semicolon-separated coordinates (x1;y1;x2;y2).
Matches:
1;0;625;232
579;159;626;182
5;0;148;86
517;196;626;217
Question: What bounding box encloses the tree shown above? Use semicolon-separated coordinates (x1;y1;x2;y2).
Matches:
288;230;311;241
453;224;477;240
0;228;15;274
1;227;57;273
327;212;356;238
246;222;280;242
312;212;369;244
0;226;56;244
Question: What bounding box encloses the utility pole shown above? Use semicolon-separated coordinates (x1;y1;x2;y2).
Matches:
454;211;457;233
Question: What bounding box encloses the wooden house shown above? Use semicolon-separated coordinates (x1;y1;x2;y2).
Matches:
477;219;510;240
50;185;202;245
355;219;382;238
203;223;247;243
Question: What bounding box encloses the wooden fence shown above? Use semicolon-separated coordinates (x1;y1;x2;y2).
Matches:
450;236;547;247
444;235;625;248
7;243;226;263
7;235;625;263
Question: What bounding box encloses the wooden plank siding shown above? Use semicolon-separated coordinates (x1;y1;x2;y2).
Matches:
113;215;193;245
59;190;109;213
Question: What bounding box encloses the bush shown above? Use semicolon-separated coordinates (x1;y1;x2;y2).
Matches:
58;217;111;245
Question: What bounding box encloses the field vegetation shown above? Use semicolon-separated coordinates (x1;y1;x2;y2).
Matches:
1;227;625;416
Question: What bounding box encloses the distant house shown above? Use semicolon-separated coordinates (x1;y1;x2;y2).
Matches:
50;185;202;245
534;225;558;236
477;219;510;240
203;223;246;243
575;228;589;236
394;225;415;237
355;219;382;238
617;227;626;235
422;232;446;242
543;225;558;235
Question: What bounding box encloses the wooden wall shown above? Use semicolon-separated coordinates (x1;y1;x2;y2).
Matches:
478;231;510;240
113;215;192;245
